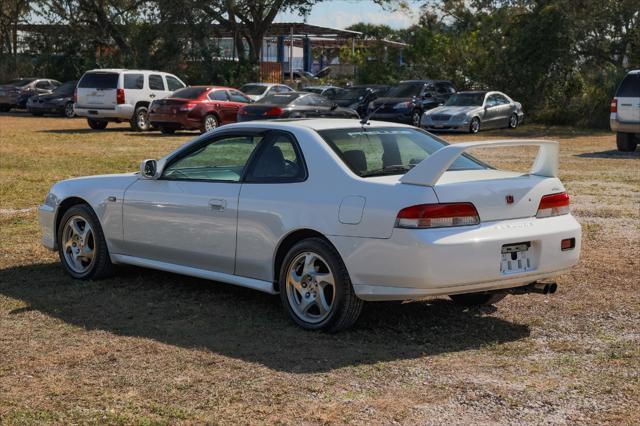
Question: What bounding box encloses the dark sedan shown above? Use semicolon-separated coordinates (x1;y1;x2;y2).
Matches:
332;85;389;117
0;78;61;111
237;92;358;122
368;80;456;126
27;80;77;118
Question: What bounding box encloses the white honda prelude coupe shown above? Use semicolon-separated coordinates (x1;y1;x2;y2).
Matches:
39;119;581;332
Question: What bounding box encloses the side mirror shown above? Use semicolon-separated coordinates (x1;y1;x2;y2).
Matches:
140;159;159;179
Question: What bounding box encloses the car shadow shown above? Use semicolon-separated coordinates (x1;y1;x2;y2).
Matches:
575;149;639;159
0;262;530;373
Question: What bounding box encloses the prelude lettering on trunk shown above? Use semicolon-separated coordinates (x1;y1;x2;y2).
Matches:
494;221;534;230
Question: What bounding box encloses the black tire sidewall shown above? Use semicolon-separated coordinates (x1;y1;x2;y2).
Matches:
56;204;111;280
411;110;422;127
279;239;351;331
470;117;480;133
509;113;518;128
87;119;107;130
616;132;637;152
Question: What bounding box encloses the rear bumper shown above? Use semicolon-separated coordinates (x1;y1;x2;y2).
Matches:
149;112;200;129
329;214;581;301
75;104;134;120
610;115;640;133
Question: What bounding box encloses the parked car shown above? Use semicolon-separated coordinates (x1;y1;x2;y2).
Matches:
237;92;358;121
610;69;639;152
27;80;78;118
39;119;581;331
0;78;61;112
331;85;389;117
302;85;343;98
238;83;294;102
149;86;251;134
368;80;456;126
74;69;186;131
422;91;524;133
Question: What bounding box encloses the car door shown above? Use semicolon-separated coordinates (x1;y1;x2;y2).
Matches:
483;95;500;128
494;94;512;126
208;90;234;124
236;130;308;281
122;133;263;274
148;74;168;103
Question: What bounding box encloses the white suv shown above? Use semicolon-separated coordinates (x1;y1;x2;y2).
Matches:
610;70;639;152
75;69;186;131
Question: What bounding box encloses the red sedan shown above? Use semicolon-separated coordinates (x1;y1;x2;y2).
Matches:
149;86;252;134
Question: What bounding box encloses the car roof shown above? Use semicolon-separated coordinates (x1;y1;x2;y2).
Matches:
627;69;640;75
185;85;234;91
457;91;488;95
221;118;411;132
84;69;170;73
241;82;280;87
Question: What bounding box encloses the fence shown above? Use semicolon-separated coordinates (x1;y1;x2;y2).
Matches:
260;62;282;83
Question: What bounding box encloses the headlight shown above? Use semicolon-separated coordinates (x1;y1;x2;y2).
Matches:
44;192;58;207
453;113;468;121
393;101;412;109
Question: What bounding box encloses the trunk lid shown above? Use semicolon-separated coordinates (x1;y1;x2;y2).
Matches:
76;72;119;109
433;170;562;221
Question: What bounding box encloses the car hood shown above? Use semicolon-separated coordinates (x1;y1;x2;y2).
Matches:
426;105;482;116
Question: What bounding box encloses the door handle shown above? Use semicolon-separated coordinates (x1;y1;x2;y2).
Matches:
208;199;226;211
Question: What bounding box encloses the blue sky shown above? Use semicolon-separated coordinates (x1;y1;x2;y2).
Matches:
275;0;419;30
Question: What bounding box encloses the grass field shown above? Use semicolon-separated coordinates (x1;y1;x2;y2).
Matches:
0;112;639;424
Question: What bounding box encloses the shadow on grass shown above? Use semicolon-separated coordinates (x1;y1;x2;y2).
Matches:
0;262;530;373
38;128;196;138
432;124;611;139
575;149;640;159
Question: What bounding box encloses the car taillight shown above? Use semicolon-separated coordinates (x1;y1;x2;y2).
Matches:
395;203;480;229
73;88;77;103
264;107;283;116
610;98;617;113
116;88;125;104
536;192;570;218
179;103;197;112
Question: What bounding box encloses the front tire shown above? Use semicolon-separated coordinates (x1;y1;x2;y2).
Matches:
279;238;363;332
450;293;506;306
616;132;637;152
411;109;422;127
57;204;113;280
469;117;481;133
130;106;151;131
87;118;108;130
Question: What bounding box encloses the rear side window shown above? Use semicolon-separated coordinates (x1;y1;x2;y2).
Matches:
209;90;228;101
246;132;306;182
149;74;165;91
166;75;184;91
124;74;144;89
36;81;52;89
78;73;119;89
616;74;640;97
171;87;207;99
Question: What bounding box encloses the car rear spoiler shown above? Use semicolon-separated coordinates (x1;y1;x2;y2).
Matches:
400;139;559;187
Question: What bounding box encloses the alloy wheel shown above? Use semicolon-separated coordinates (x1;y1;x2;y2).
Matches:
61;215;96;274
204;115;218;132
64;102;75;118
412;111;421;127
137;110;150;130
285;251;336;324
509;114;518;128
470;118;480;133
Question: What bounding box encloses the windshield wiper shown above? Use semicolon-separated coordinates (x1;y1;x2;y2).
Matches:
360;164;414;177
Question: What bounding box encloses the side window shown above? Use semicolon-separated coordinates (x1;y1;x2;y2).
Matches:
166;75;184;91
209;90;228;101
162;135;262;182
617;74;640;97
148;74;165;91
485;95;498;107
36;81;51;89
246;132;306;181
124;74;144;89
436;83;455;95
309;95;332;107
229;90;250;103
280;86;292;93
495;94;509;105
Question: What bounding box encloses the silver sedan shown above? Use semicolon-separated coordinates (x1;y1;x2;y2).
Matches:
421;91;524;133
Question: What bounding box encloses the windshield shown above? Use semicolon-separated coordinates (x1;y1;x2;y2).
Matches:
170;87;207;99
240;84;267;95
333;87;368;101
5;78;35;87
318;127;487;177
304;87;324;94
385;83;424;98
258;93;301;105
78;72;119;89
445;93;485;107
53;81;76;95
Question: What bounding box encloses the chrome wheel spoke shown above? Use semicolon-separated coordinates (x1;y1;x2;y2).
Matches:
288;269;303;293
314;272;334;288
285;251;336;324
316;291;330;315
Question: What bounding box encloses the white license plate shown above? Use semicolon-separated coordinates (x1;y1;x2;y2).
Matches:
500;243;532;274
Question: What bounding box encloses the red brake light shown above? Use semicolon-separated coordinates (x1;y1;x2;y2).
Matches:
396;203;480;229
264;107;283;116
536;192;570;218
179;102;197;112
116;88;125;105
610;98;617;113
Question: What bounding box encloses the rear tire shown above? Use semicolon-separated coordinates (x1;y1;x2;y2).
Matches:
160;126;176;135
201;114;219;133
411;109;422;127
279;238;364;332
64;102;75;118
508;113;518;129
616;132;637;152
450;293;506;306
57;204;114;280
87;119;108;130
130;106;151;131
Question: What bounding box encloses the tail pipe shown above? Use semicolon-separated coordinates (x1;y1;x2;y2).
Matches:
500;281;558;295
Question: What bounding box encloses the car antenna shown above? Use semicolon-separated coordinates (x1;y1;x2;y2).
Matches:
360;104;383;127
